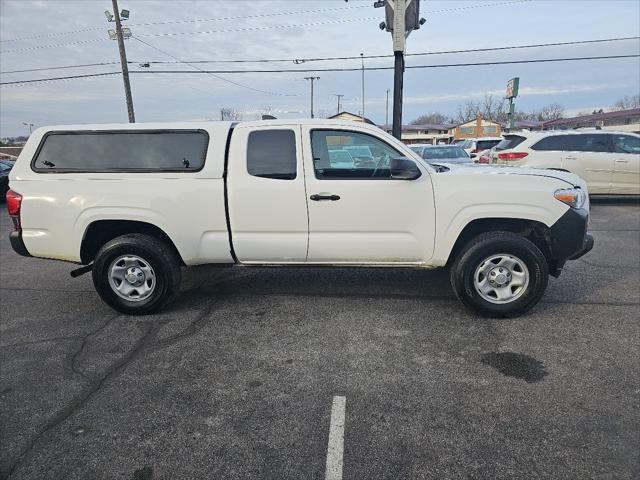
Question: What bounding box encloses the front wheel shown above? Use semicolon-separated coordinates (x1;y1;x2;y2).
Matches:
92;234;181;315
450;231;549;318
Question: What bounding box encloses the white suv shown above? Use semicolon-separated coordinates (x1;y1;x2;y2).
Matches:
491;130;640;195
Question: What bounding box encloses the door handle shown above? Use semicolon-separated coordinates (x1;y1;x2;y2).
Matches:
565;156;577;160
310;194;340;201
615;159;629;163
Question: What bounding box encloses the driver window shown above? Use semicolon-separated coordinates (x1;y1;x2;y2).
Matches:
311;129;402;179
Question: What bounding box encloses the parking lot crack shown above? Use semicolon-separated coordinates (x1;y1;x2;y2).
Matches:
146;298;219;353
4;319;160;480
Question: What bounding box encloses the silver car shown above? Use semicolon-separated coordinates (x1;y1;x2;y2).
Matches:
410;144;473;165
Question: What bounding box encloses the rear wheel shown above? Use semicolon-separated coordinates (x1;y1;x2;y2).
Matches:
450;231;548;318
92;234;181;315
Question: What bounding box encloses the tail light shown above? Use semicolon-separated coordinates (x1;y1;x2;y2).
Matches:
478;156;490;164
6;189;22;230
497;152;528;161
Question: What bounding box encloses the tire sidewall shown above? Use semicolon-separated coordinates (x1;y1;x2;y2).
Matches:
455;236;548;317
92;238;176;314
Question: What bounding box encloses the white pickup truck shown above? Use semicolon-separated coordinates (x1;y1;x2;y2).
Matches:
7;119;593;317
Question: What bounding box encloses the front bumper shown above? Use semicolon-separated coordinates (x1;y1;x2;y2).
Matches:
10;230;31;257
547;207;593;275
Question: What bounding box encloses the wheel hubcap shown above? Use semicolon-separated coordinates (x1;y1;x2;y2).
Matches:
108;255;156;302
474;254;529;304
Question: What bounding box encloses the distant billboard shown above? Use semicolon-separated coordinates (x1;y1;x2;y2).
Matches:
506;77;520;99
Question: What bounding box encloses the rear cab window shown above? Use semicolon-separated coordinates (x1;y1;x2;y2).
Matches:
33;130;209;172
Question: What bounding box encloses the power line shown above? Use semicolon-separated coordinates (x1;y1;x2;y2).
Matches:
0;17;378;54
131;36;300;97
3;54;638;87
131;36;640;65
0;0;526;44
0;61;121;74
129;54;640;74
0;4;370;43
0;71;121;86
3;36;636;75
134;17;379;40
0;0;533;52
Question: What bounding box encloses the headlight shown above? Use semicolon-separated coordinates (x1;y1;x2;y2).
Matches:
554;187;586;209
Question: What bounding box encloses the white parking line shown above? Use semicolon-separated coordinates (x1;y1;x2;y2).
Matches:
325;395;346;480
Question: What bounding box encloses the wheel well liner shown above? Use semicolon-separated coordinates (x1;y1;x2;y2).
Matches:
80;220;184;265
446;218;553;267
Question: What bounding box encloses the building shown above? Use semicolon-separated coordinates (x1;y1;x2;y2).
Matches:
452;115;502;139
543;108;640;133
379;123;455;144
0;146;23;160
328;111;376;124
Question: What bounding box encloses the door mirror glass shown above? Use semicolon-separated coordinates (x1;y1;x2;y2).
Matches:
390;158;421;180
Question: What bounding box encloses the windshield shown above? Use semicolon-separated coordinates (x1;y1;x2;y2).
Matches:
422;147;469;159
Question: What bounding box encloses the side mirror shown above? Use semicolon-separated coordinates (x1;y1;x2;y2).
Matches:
390;157;422;180
470;153;477;159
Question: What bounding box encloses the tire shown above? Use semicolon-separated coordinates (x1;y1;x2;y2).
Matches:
450;231;549;318
92;233;181;315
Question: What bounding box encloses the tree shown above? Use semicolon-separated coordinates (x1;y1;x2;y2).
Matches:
611;94;640;111
410;112;448;125
533;103;565;121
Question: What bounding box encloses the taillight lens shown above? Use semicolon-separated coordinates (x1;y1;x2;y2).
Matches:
478;156;490;164
6;189;22;229
497;152;528;161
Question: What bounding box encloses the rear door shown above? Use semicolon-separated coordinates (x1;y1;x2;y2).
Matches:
227;125;309;263
562;134;613;194
610;133;640;194
300;126;435;264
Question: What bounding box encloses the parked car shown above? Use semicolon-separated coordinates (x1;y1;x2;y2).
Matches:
7;120;593;317
0;160;15;200
411;144;472;164
491;130;640;195
454;137;503;156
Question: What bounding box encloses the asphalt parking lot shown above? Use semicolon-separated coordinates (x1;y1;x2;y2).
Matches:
1;201;639;480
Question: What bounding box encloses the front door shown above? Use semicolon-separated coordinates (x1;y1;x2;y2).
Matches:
227;125;309;263
301;126;435;264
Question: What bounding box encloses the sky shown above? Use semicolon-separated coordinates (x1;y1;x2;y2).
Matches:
0;0;639;137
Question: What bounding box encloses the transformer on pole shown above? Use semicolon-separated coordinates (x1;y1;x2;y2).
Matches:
376;0;425;139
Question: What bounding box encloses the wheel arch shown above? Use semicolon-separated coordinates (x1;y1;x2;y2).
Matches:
445;217;553;267
80;219;185;266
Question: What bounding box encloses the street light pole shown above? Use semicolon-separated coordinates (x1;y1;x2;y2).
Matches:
304;76;320;118
385;88;390;130
360;53;365;121
110;0;135;122
22;122;34;135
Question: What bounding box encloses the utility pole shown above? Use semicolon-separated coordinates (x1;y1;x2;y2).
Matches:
376;0;425;139
304;76;320;118
106;0;135;123
334;94;344;114
360;53;365;121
